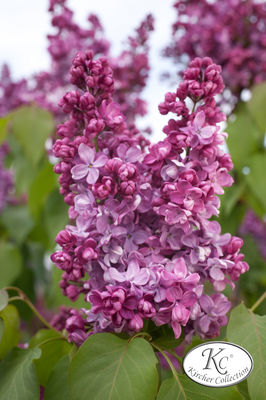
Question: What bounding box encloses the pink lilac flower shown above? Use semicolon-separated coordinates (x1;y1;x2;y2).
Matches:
0;0;154;218
0;0;154;127
193;293;231;338
163;1;266;289
71;144;108;184
163;0;266;108
51;52;249;345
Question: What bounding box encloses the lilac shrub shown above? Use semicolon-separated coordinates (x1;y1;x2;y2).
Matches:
51;53;249;345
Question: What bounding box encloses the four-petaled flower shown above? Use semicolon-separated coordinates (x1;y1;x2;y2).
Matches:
71;143;108;184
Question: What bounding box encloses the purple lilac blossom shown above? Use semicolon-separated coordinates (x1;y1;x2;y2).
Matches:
0;0;154;126
164;0;266;107
51;52;249;345
163;0;266;274
0;0;153;218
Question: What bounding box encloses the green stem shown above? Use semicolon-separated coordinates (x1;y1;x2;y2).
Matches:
4;286;64;336
166;349;183;366
8;296;22;302
250;291;266;312
36;336;67;347
151;342;186;398
4;286;25;296
129;331;152;342
93;136;99;152
192;100;197;113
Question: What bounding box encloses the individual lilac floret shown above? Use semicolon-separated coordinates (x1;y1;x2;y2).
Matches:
51;52;249;345
71;144;108;184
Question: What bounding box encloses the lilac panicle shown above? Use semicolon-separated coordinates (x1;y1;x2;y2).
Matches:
0;0;154;127
164;0;266;107
163;0;266;276
51;52;249;345
0;0;154;216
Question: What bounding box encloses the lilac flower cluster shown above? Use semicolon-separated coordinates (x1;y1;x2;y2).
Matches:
112;14;154;123
240;209;266;261
0;0;109;120
164;0;266;105
51;53;249;345
0;0;154;126
0;65;28;117
0;0;153;216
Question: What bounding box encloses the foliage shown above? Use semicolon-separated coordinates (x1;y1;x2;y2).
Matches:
0;292;264;399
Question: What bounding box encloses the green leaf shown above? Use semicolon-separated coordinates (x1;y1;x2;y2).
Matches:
0;347;41;400
69;333;159;400
237;380;251;400
0;205;34;244
245;154;266;212
28;159;57;220
0;116;9;144
29;329;72;386
238;234;266;313
43;190;68;247
243;190;265;219
44;355;70;400
220;183;246;217
7;135;37;195
157;375;242;400
11;105;54;165
25;241;47;284
0;305;20;359
0;320;4;343
0;241;22;286
28;220;50;249
219;203;246;235
227;104;260;170
0;290;8;311
247;83;266;133
227;303;266;400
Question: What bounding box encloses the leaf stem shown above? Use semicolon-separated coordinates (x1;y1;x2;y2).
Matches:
151;342;186;399
4;286;64;337
250;291;266;312
8;296;22;302
36;336;67;347
129;331;152;342
166;349;183;366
